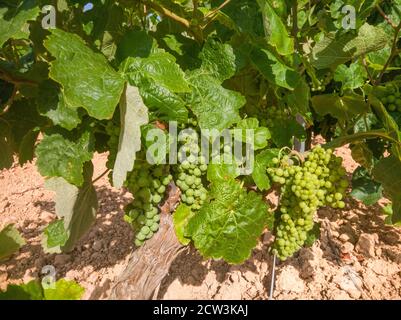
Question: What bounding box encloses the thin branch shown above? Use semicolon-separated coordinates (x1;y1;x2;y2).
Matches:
144;1;190;28
376;4;398;29
204;0;231;20
376;22;401;85
362;57;374;84
92;169;110;184
292;0;300;52
0;70;37;86
0;85;17;116
193;0;198;18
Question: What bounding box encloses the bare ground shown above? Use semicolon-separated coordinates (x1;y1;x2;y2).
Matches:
1;146;401;300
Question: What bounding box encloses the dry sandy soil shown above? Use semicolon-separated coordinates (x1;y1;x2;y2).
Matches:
1;145;401;300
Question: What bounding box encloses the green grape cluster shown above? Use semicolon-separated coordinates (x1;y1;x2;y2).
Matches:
175;130;208;211
260;106;289;127
105;121;120;170
125;160;173;247
380;83;401;113
267;146;349;260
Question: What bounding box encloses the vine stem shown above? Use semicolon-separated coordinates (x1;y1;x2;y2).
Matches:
92;168;110;184
292;0;300;52
362;57;375;84
376;4;398;29
144;1;190;28
0;85;17;116
204;0;231;20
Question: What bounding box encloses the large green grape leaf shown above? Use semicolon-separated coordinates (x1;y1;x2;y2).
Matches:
351;167;383;206
44;162;98;252
0;224;25;261
251;47;301;90
187;178;269;264
124;51;190;93
252;148;279;191
36;130;94;186
44;29;125;120
257;0;294;56
311;92;369;122
43;279;85;300
199;37;236;82
216;0;264;36
136;78;188;123
0;0;40;47
188;71;245;130
373;156;401;224
112;85;149;188
37;80;82;131
311;24;389;69
122;52;189;122
116;30;155;62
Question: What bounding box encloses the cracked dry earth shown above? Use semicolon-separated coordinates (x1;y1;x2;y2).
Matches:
1;146;401;300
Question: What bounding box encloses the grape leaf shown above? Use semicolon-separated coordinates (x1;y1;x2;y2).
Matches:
124;51;190;93
0;121;14;170
116;30;155;62
199;37;236;82
235;118;271;151
36;130;94;186
44;162;98;252
207;162;241;183
122;52;189;122
43;279;85;300
187;178;269;264
351;143;373;169
18;129;39;165
373;156;401;224
112;85;148;188
136;78;188;123
42;219;68;253
311;23;389;69
252;148;279;191
257;0;294;56
351;167;383;206
270;118;305;147
0;224;25;261
0;0;40;47
311;92;369;122
285;77;311;118
0;280;43;300
0;279;84;300
173;204;194;245
251;47;301;90
37;80;82;131
334;61;367;90
188;71;245;130
44;29;125;120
